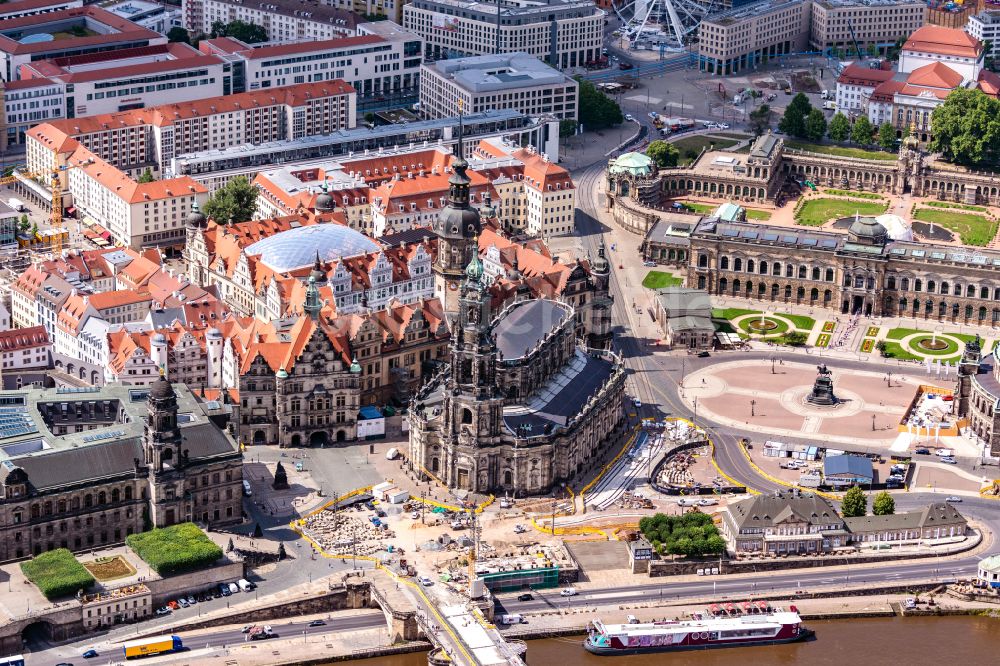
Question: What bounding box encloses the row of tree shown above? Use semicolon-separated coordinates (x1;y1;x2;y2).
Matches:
779;93;900;150
841;485;895;518
167;20;269;48
574;77;624;131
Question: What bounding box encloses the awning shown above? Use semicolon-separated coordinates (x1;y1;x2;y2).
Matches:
66;207;76;216
100;231;112;241
92;238;108;246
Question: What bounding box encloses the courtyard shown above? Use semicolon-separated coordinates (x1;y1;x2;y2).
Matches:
795;196;888;227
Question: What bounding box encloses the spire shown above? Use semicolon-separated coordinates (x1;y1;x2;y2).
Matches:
310;251;325;283
450;100;470;187
303;275;322;320
465;235;484;285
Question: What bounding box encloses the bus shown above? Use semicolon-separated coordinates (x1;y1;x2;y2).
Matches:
0;655;24;666
123;635;183;659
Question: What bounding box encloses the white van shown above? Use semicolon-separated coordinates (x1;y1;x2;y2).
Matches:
238;579;253;592
242;480;252;496
228;583;239;594
501;614;524;625
626;615;638;624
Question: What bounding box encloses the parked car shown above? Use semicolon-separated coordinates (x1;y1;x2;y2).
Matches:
624;113;634;122
697;498;718;506
517;593;534;601
419;576;434;586
677;497;699;506
915;447;930;455
156;607;171;616
903;598;917;609
82;650;99;659
940;457;958;464
513;524;527;534
308;619;327;627
697;351;711;357
643;261;656;267
186;595;196;604
410;511;421;520
177;598;189;608
167;600;179;609
560;588;578;597
633;399;642;408
945;496;962;503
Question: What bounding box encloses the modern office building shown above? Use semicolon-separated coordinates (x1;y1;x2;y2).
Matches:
1;77;65;148
697;0;811;75
105;0;183;34
967;11;1000;60
0;5;166;82
419;52;578;120
181;0;359;42
403;0;604;70
809;0;927;54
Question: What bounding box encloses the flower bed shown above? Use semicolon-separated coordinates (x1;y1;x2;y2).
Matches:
866;326;879;338
822;321;835;333
860;338;875;353
816;334;831;348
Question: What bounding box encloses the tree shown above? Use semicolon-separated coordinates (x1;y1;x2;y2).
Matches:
749;104;771;136
252;522;264;538
828;112;851;142
272;461;289;490
138;167;155;183
277;542;287;560
841;485;867;518
872;491;895;516
167;27;190;44
877;122;897;152
18;215;29;231
559;118;578;138
804;109;827;141
875;340;888;357
203;176;257;224
929;88;1000;167
211;19;268;44
851;116;874;146
226;537;234;552
574;77;623;131
778;93;812;138
30;222;38;237
646;140;679;168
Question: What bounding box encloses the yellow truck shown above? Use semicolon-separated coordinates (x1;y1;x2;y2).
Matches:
123;635;183;659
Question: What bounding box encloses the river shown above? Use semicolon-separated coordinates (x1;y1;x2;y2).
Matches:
335;615;999;665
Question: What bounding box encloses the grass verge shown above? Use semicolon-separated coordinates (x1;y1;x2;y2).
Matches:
795;198;888;227
642;271;683;289
912;208;998;247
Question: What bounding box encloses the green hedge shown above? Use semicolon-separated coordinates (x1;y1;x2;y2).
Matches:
20;549;95;599
126;523;223;576
640;512;726;558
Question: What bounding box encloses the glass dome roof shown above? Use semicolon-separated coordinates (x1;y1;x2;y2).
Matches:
245;224;381;273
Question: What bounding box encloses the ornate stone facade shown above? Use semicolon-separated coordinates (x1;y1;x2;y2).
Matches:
955;336;1000;457
0;380;242;562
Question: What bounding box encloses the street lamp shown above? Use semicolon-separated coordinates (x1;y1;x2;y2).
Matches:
771;357;776;374
872;414;877;431
750;399;756;417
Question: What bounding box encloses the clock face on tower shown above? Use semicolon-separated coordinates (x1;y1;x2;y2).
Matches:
448;281;459;291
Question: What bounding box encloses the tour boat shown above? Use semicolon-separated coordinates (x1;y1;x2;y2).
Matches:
584;605;814;655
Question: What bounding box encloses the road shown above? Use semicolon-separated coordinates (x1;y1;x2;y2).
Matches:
33;612;386;666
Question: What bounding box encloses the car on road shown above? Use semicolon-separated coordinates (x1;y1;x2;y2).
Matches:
634;399;642;408
82;650;99;659
677;498;698;506
308;619;327;627
624;114;634;122
697;351;711;357
560;588;578;597
410;511;420;520
915;447;930;455
940;457;958;464
177;598;189;608
945;496;962;503
156;607;171;615
697;498;718;506
513;523;527;533
517;593;534;601
419;576;434;586
717;123;730;129
242;625;253;633
643;261;656;267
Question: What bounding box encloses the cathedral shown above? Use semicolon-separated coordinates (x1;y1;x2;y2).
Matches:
409;138;627;495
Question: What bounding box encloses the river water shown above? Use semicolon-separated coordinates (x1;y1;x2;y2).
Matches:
335;615;999;665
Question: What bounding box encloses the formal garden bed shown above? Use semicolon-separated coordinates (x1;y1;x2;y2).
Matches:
822;321;835;333
126;523;223;576
21;549;95;599
795;198;888;227
823;189;886;200
784;140;898;161
816;333;831;347
675;201;771;220
860;338;875;353
83;555;137;582
911;208;998;247
866;326;879;337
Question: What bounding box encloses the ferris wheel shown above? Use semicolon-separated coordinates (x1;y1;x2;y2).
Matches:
611;0;724;47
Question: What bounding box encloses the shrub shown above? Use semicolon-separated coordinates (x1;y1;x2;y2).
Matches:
639;511;725;557
21;549;95;599
126;523;223;576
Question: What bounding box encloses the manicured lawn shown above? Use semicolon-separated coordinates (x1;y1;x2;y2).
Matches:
675;201;770;219
824;189;885;200
745;209;772;220
924;201;988;213
912;208;998;247
885;327;928;341
126;523;223;576
712;308;758;320
21;549;95;599
783;314;816;331
736;316;790;335
909;335;959;356
795;198;888;227
879;341;920;361
672;136;739;165
784;140;898;161
83;555;136;582
642;271;683;289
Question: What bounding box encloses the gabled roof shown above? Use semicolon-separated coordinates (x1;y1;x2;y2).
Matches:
836;62;895;88
905;62;964;90
903;25;982;59
0;326;49;352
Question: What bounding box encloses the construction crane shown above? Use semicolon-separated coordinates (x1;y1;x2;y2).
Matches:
0;161;86;257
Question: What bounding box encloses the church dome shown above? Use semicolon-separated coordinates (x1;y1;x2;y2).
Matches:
150;374;174;399
609;152;654;177
465;254;484;282
874;214;913;241
314;182;334;211
848;214;888;245
185;201;207;228
245;224;380;273
437;204;481;239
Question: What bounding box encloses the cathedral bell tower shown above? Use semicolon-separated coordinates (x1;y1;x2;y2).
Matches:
144;373;186;526
440;253;505;491
433;105;481;318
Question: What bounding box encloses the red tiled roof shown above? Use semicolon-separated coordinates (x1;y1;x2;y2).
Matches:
836;63;895;88
903;25;982;59
242;35;383;60
0;7;161;56
0;326;49;352
905;62;964;89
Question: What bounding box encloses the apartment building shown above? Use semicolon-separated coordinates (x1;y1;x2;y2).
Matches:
834;61;894;114
181;0;359;42
0;326;52;376
0;6;165;82
403;0;604;70
968;11;1000;60
0;0;83;21
105;0;183;34
697;0;811;75
809;0;926;54
21;43;227;119
201;24;422;112
2;77;64;148
419;52;578;120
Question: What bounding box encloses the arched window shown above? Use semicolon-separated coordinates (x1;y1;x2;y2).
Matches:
125;486;133;501
798;265;807;279
927;281;936;293
461;408;473;425
825;268;834;282
811;267;820;280
887;276;896;290
98;491;107;505
698;253;709;268
747;259;755;273
940;282;949;295
772;263;781;276
759;261;768;275
785;264;793;278
698;275;707;289
734;257;743;271
902;278;910;291
720;256;730;270
967;285;976;297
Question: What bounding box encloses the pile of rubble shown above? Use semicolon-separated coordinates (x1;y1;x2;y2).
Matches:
657;451;697;487
303;511;388;556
